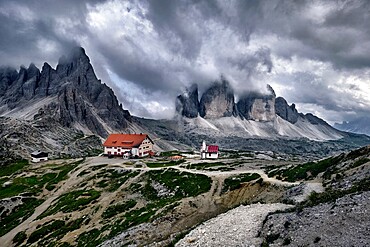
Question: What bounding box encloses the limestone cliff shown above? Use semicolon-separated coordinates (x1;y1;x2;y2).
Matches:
199;78;237;118
237;85;276;121
175;84;200;118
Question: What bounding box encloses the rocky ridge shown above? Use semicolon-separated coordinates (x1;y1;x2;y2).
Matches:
0;47;137;159
0;47;131;138
176;77;333;128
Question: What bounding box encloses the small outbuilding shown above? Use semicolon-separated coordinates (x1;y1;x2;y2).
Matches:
200;141;219;159
31;151;48;163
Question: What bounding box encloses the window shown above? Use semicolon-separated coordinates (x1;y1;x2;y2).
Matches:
108;151;111;154
208;153;211;157
118;149;121;152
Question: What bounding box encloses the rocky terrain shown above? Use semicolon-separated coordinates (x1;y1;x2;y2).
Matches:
138;115;370;158
0;151;296;247
0;116;102;160
176;146;370;247
176;203;293;247
0;141;369;247
260;192;369;247
0;47;131;138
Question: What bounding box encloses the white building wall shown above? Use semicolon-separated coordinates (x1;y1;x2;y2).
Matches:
32;157;48;163
138;138;154;157
104;146;131;156
201;152;218;159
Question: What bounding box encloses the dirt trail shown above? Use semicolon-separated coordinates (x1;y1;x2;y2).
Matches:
113;163;299;187
1;157;122;246
61;170;144;243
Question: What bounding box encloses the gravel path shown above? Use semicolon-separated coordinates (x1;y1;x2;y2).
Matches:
176;203;293;247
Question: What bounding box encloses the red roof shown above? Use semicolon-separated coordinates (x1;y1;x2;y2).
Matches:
103;134;152;148
207;145;219;153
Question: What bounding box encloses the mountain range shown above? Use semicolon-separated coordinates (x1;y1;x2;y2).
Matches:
0;47;130;138
0;47;369;159
175;78;342;141
334;117;370;136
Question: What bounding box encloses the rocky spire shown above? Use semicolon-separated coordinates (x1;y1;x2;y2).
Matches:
0;67;18;96
199;77;237;118
274;97;300;124
175;84;200;118
0;46;131;138
237;84;276;121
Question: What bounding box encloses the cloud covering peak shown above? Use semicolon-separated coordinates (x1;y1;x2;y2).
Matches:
0;0;369;123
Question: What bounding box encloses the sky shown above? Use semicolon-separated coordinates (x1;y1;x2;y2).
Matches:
0;0;370;124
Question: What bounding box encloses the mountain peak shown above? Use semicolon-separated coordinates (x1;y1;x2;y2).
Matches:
56;46;91;78
0;47;131;138
58;46;88;64
199;77;237;118
176;84;200;118
237;84;276;121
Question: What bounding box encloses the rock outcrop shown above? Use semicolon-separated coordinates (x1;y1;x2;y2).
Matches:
274;97;300;124
199;78;237;118
175;84;200;118
237;85;276;121
0;47;131;138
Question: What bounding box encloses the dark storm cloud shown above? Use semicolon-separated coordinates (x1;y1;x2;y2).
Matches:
261;0;370;70
0;0;103;67
228;47;272;73
0;0;369;121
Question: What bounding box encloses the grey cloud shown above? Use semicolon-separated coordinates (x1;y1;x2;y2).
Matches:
0;0;370;122
277;71;368;115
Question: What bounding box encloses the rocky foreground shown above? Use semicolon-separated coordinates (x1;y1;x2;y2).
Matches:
176;203;293;247
260;191;370;247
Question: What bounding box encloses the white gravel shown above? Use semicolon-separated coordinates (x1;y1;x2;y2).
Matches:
176;203;293;247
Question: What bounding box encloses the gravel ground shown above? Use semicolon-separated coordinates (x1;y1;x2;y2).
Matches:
176;203;293;247
260;191;370;247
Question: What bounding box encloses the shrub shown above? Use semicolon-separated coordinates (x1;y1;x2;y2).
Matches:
102;200;137;219
222;173;260;193
13;231;27;245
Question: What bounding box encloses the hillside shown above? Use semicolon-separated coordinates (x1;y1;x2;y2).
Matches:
175;146;370;246
0;144;368;246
